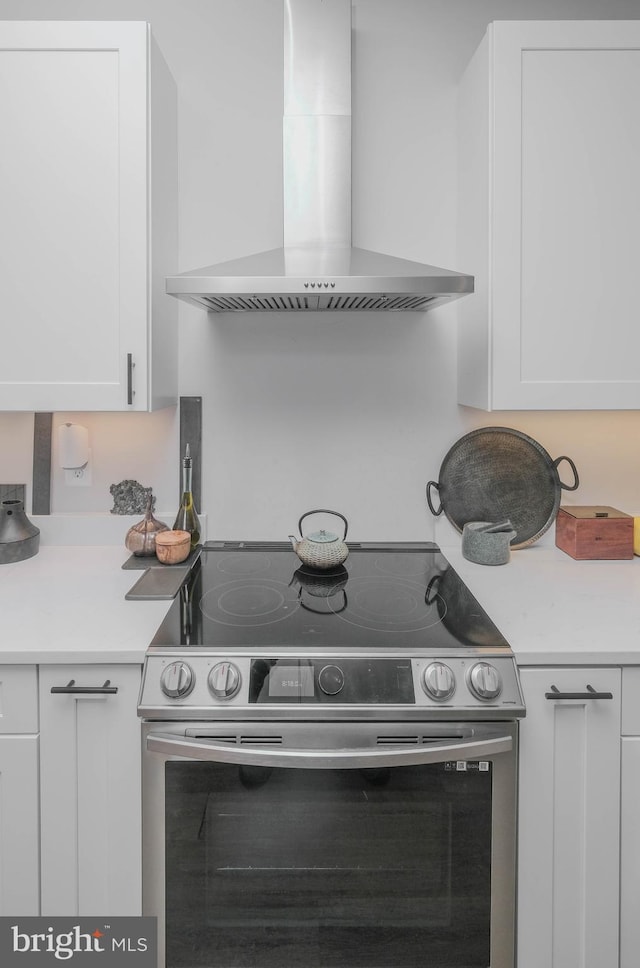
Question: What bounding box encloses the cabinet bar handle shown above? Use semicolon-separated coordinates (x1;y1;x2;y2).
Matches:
127;353;135;405
50;679;118;695
545;684;613;701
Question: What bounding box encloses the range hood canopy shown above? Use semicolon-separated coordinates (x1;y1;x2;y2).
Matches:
166;0;473;314
167;245;473;313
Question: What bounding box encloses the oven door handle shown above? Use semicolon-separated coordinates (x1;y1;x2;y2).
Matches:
145;727;512;769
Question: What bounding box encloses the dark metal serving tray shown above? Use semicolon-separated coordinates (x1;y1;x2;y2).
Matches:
426;427;579;549
125;566;192;601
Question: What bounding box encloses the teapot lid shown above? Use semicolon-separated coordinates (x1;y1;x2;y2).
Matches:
307;529;339;544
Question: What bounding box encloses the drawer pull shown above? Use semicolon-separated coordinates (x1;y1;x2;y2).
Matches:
545;684;613;701
50;679;118;695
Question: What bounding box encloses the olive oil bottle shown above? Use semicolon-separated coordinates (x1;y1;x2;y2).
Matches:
173;444;200;550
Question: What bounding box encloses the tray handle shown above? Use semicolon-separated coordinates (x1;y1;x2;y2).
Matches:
426;481;443;516
553;456;580;492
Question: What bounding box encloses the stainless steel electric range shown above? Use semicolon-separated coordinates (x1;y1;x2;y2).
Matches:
138;541;524;968
138;540;525;722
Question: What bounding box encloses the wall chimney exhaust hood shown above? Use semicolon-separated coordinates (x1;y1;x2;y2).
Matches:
166;0;474;313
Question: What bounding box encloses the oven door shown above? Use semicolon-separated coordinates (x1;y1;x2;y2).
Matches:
142;720;517;968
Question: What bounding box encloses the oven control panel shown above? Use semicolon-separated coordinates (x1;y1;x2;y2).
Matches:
140;653;525;719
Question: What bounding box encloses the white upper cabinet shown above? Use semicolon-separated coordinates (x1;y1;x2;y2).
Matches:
0;22;177;411
458;21;640;410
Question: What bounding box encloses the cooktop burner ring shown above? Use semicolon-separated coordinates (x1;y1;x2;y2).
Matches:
201;579;300;627
328;576;446;633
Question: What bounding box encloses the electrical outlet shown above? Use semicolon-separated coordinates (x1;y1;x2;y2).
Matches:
65;462;92;487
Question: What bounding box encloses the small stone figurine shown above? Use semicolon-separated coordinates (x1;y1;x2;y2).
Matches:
109;479;154;515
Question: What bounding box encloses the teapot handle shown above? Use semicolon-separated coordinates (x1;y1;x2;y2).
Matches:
298;509;349;540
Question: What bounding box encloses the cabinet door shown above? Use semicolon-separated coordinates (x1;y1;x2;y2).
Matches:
620;668;640;968
0;22;151;411
517;667;621;968
0;736;39;915
458;21;640;410
39;665;142;916
621;737;640;968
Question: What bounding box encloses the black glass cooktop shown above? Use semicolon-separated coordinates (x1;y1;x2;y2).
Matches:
149;541;510;652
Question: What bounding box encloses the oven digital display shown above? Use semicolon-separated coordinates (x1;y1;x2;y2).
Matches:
268;664;315;698
249;658;415;704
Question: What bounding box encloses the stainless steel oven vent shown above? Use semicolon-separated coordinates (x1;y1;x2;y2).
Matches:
377;733;465;746
166;0;473;313
191;732;284;746
377;735;421;746
240;735;284;746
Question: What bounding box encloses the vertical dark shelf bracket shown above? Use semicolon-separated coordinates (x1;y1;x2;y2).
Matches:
32;412;53;515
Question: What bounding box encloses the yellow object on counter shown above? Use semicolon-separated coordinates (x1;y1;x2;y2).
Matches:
634;518;640;556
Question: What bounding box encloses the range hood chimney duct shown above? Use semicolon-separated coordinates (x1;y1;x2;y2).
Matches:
166;0;473;313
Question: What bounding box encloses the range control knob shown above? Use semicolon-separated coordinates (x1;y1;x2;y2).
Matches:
318;664;345;696
467;662;503;701
160;661;194;699
422;662;455;701
208;662;241;700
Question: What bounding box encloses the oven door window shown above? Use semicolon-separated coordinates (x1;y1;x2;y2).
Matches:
165;760;491;968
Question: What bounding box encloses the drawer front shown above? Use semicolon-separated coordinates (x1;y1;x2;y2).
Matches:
0;665;38;733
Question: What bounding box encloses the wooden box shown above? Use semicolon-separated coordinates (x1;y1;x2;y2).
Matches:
555;506;634;560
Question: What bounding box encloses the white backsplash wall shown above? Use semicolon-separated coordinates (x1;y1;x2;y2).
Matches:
1;0;639;539
0;410;179;515
48;410;180;514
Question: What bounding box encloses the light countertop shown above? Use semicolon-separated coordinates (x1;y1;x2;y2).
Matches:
0;546;170;664
0;538;638;666
442;542;640;665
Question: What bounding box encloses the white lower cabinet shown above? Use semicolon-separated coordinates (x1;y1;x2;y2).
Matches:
0;666;39;915
39;664;142;916
620;668;640;968
517;667;621;968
